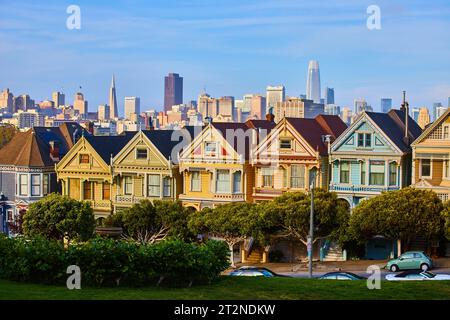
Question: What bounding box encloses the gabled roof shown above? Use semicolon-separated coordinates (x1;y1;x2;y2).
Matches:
84;132;135;163
0;122;88;167
412;108;450;146
365;109;422;152
286;115;347;155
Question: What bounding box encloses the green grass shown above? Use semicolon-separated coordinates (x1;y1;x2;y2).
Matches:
1;277;449;300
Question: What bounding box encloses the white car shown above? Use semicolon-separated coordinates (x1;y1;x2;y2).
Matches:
386;270;450;281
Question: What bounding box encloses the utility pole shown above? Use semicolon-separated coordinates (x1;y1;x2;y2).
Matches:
308;170;316;278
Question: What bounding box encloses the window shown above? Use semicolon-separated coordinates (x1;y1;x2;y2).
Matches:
147;174;160;196
357;133;372;147
444;126;450;139
360;162;366;185
204;142;217;156
79;154;90;164
163;177;171;197
102;182;110;200
389;162;397;186
191;172;201;191
83;181;92;200
280;139;292;149
233;172;241;193
444;160;450;179
291;165;305;188
262;167;274;187
340;161;350;184
19;174;28;196
43;174;50;195
136;148;148;159
31;174;41;196
369;161;385;185
216;170;230;193
421;159;431;177
7;210;14;222
124;176;133;195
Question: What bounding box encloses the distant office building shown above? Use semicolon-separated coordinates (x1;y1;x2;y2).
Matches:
16;110;45;129
124;97;140;120
242;94;253;113
299;94;307;99
0;88;14;113
354;99;372;114
98;104;110;120
381;98;392;113
411;108;420;123
52;91;65;108
340;107;353;124
216;96;234;121
73;92;88;116
433;102;443;121
109;75;118;119
417;107;431;129
164;73;183;113
13;94;34;112
198;93;217;119
250;95;266;120
324;87;335;105
306;60;321;103
266;86;285;112
274;98;324;122
325;104;340;116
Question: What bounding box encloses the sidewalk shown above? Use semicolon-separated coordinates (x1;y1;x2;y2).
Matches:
227;257;450;274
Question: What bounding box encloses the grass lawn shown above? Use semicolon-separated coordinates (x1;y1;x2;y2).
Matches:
0;277;449;300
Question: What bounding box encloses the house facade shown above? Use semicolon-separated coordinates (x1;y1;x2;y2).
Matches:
55;133;134;219
252;115;347;201
178;120;275;211
0;123;85;234
329;109;422;259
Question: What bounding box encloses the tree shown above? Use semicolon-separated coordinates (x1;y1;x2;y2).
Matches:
348;188;445;249
441;201;450;241
22;193;95;242
112;199;192;244
0;124;18;149
188;202;256;267
261;190;350;249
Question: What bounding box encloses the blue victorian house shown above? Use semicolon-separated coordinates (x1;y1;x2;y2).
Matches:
329;109;422;259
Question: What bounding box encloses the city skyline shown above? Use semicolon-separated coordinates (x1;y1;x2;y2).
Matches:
1;0;450;114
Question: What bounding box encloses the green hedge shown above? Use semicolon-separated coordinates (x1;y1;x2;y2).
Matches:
0;235;230;287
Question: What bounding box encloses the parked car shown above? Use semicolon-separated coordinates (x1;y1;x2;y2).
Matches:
386;270;450;281
317;272;366;280
229;266;290;278
386;251;433;272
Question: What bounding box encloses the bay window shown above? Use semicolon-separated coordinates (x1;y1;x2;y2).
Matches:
191;172;201;191
389;162;397;186
31;174;41;196
233;172;241;193
124;176;133;195
420;159;431;178
19;174;28;196
163;177;171;197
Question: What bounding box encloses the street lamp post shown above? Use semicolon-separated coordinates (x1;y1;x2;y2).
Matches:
308;170;316;278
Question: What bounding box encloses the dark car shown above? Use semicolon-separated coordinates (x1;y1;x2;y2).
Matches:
229;266;290;278
317;272;366;280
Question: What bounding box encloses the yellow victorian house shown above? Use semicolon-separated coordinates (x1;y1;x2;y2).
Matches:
252;115;347;201
412;108;450;202
111;128;199;212
55;133;135;219
178;120;275;211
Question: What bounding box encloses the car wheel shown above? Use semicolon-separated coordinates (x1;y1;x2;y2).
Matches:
390;264;399;272
420;263;429;271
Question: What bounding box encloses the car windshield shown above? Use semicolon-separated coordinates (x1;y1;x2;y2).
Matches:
421;271;435;278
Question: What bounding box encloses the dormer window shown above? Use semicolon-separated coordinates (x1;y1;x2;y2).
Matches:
280;139;292;149
79;154;90;164
204;142;217;157
136;148;148;159
357;133;372;148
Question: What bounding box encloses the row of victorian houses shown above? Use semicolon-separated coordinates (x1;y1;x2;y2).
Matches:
2;106;450;261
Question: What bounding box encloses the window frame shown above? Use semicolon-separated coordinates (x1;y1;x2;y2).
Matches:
233;171;242;193
123;176;133;195
279;138;292;150
204;142;217;157
339;161;350;184
420;159;432;178
369;160;385;186
190;171;201;192
79;154;90;164
31;174;41;197
83;181;92;200
360;161;366;185
136;148;148;160
147;174;161;197
102;182;110;200
163;177;171;197
43;174;50;195
357;132;372;148
262;167;274;188
18;174;28;196
290;164;305;188
444;160;450;180
389;162;397;186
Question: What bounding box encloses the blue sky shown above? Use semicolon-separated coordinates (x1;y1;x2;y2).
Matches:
1;0;450;115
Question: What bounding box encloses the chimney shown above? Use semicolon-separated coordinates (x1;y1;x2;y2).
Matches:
49;140;60;160
402;91;410;144
265;110;275;122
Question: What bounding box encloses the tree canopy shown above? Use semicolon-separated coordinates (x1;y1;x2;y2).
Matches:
0;124;18;149
23;193;95;242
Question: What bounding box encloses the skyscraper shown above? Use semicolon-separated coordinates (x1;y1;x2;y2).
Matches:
417;107;431;129
266;86;285;112
325;87;335;105
381;98;392;113
124;97;141;120
98;104;110;120
354;98;372;114
0;88;14;113
250;95;266;120
164;73;183;113
306;60;321;103
73;92;88;116
52;91;65;108
109;75;118;119
411;107;420;123
433;102;446;121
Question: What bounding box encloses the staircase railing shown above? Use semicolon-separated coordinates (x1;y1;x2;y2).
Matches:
319;240;331;261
